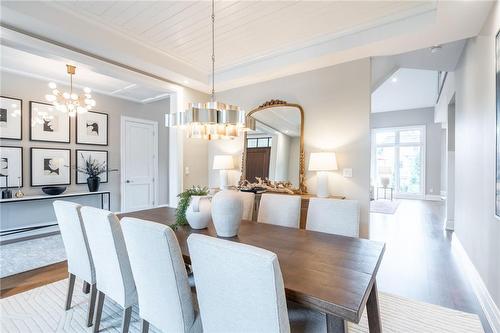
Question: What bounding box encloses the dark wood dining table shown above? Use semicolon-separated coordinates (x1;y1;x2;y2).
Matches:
117;207;385;333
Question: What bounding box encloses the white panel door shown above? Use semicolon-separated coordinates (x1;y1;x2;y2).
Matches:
121;117;158;212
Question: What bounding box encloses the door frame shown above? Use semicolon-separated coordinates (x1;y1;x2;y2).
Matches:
371;125;426;199
120;116;159;212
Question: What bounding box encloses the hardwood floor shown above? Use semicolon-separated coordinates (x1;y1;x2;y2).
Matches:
370;199;492;333
0;261;68;298
0;199;492;332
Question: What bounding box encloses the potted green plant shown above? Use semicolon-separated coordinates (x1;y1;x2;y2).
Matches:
77;153;117;192
173;186;210;229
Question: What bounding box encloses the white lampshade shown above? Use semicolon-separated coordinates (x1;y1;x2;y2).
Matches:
308;152;338;171
213;155;234;170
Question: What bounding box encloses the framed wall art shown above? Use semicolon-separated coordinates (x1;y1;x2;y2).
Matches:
76;111;108;145
0;96;22;140
30;147;71;186
76;149;108;184
30;101;70;143
0;146;23;188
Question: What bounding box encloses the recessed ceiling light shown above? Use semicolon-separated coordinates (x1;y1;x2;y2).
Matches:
284;130;289;134
391;77;398;83
183;80;189;85
430;45;442;53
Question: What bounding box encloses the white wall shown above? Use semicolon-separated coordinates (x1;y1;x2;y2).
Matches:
209;58;372;237
454;3;500;309
370;107;443;196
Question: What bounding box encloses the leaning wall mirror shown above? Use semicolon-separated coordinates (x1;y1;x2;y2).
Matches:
240;100;307;194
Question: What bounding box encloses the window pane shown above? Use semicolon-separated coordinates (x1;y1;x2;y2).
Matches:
257;138;269;147
268;138;272;146
376;131;395;145
375;147;395;187
399;146;421;194
400;130;422;144
247;138;257;148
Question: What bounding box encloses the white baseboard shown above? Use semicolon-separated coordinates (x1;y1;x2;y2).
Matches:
453;236;500;333
425;194;443;201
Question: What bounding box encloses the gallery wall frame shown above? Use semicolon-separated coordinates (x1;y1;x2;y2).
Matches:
0;146;23;188
29;101;70;143
30;147;71;187
76;110;108;146
76;149;108;184
0;96;23;140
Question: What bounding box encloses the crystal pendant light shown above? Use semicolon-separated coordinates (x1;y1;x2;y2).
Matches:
166;0;254;140
45;64;96;117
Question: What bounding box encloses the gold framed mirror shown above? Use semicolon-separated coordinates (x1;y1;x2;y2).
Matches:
240;99;307;194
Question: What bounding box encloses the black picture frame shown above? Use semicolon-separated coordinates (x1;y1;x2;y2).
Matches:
29;101;70;144
75;149;109;184
0;95;23;140
496;29;500;218
30;147;71;187
76;110;109;146
0;146;23;188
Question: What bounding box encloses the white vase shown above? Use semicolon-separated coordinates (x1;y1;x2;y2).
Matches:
211;190;243;237
186;195;212;229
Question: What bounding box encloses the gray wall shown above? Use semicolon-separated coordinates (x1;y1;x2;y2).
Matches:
454;3;500;309
370;107;442;196
211;58;372;237
0;71;170;225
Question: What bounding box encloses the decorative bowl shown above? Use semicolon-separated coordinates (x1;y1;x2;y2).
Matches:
42;186;67;196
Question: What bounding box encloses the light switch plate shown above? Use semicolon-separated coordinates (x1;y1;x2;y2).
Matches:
185;167;190;175
343;168;353;178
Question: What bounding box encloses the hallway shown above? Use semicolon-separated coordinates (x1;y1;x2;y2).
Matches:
370;199;491;332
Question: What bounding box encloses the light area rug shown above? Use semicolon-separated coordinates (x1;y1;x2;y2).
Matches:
0;279;484;333
370;199;401;214
0;234;66;278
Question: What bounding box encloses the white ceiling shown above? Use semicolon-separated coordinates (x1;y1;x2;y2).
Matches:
0;1;494;92
371;68;438;113
251;106;301;137
0;45;170;103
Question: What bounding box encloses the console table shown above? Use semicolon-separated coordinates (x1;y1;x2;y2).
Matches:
253;193;346;229
0;191;110;237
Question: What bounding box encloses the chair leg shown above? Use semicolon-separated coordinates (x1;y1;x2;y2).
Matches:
83;281;91;294
87;284;97;327
121;306;133;333
141;319;150;333
65;273;76;310
93;291;105;333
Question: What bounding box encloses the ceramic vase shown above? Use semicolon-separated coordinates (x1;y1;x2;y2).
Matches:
211;190;243;237
186;195;212;229
87;176;100;192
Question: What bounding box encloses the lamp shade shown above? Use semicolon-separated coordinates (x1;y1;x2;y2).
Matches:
308;152;338;171
213;155;234;170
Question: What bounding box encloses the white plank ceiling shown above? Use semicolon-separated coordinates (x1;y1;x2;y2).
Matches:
54;1;432;73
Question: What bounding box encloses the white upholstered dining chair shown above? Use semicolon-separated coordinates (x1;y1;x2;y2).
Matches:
53;201;97;327
239;191;255;220
80;206;138;333
121;217;202;333
257;193;301;228
188;233;290;332
306;198;360;237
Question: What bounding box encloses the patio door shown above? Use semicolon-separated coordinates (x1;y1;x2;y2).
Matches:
372;126;425;199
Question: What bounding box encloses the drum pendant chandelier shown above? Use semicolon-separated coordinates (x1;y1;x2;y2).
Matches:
166;0;254;140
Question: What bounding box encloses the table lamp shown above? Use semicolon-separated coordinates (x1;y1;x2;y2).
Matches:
213;155;234;190
308;152;338;198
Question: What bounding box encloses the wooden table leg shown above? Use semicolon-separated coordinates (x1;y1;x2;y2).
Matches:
366;281;382;333
326;314;347;333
